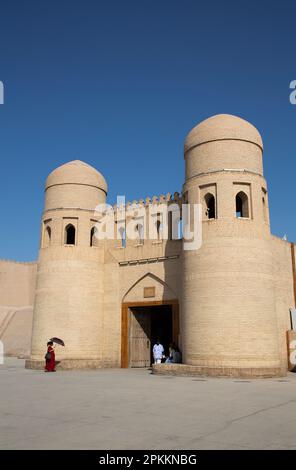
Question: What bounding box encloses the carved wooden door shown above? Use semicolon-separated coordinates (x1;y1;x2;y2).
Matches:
129;309;151;367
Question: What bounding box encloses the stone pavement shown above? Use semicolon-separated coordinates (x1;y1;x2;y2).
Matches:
1;358;296;450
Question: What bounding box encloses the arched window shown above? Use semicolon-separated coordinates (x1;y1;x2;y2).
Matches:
262;196;267;222
90;227;96;247
65;224;76;245
44;226;51;248
119;226;126;248
204;193;216;219
156;219;162;239
236;191;249;218
136;224;144;244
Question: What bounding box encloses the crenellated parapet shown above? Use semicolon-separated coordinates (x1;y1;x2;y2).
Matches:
112;191;183;212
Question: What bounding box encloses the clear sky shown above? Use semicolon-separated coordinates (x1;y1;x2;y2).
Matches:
0;0;295;261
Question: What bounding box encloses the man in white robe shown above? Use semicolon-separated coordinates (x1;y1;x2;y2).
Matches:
153;340;164;364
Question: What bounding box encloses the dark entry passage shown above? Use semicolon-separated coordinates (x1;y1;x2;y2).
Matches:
129;305;173;367
150;305;172;363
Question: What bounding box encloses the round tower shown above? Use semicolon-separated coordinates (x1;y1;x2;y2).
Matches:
181;114;285;377
26;160;107;369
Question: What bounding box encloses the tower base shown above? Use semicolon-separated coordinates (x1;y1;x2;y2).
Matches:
25;358;103;370
152;363;287;378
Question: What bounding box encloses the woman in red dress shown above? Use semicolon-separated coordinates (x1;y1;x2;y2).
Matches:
45;341;56;372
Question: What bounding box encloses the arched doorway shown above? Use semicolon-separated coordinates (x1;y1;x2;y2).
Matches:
121;299;179;368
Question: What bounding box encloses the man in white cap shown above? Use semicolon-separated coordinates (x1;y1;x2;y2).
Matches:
153;339;164;364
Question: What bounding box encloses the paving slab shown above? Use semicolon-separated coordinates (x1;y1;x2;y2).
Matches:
1;358;296;450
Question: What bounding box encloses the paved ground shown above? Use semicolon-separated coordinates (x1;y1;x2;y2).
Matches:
1;357;296;450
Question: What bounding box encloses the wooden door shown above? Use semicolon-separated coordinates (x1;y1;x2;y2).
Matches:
129;309;151;367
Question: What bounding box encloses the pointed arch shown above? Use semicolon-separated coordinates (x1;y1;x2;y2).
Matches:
65;224;76;245
156;219;162;239
135;223;144;244
43;226;51;248
204;193;216;219
262;192;268;223
90;226;97;247
235;191;249;218
122;272;177;303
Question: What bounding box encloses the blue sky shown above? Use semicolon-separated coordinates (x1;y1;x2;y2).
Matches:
0;0;295;261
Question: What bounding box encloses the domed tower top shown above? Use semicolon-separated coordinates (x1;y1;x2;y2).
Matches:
184;114;263;153
46;160;108;193
45;160;107;211
184;114;264;180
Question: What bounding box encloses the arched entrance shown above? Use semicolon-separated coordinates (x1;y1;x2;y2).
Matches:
121;299;179;368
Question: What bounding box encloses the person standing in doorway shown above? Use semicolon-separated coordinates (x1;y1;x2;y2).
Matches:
153;339;164;364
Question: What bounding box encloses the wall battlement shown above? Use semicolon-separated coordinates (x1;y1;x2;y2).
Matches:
111;192;183;212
